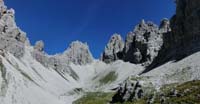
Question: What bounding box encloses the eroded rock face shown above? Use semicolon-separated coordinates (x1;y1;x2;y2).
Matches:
124;20;164;65
102;34;124;63
62;41;93;65
0;0;27;58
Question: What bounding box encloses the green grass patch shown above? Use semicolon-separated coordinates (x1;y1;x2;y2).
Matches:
167;80;200;104
73;81;200;104
73;91;147;104
99;71;118;85
155;80;200;104
73;92;114;104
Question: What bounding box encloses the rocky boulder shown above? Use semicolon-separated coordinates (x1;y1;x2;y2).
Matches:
111;79;144;103
102;34;124;63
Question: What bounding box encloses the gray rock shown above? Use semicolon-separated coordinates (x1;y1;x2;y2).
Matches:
159;18;171;33
124;20;163;66
62;41;94;65
111;79;144;103
48;57;79;80
0;35;25;58
102;34;124;63
0;49;4;56
32;50;49;67
34;40;44;52
0;2;27;58
0;0;7;16
147;94;155;104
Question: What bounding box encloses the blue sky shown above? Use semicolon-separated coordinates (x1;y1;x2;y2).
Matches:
5;0;175;58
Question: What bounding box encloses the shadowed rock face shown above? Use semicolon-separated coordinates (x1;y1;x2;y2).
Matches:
143;0;200;72
102;34;124;63
170;0;200;56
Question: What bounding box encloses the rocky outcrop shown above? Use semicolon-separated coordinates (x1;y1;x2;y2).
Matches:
123;20;166;66
101;19;171;66
32;40;49;67
0;0;27;58
111;80;143;103
159;18;171;33
61;41;93;65
34;40;44;52
102;34;124;63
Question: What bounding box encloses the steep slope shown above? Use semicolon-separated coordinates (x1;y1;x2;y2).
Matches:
142;51;200;87
0;47;77;104
0;46;144;104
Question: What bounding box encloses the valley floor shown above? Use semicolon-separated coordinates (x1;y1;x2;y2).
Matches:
73;80;200;104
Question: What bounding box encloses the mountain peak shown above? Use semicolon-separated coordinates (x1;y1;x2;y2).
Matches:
63;40;94;65
101;33;124;63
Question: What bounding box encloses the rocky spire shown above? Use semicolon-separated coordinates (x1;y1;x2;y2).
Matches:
159;18;171;33
102;33;124;63
34;40;44;52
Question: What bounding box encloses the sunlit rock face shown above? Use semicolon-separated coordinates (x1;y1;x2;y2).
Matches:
102;34;124;63
0;0;27;58
61;41;94;65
